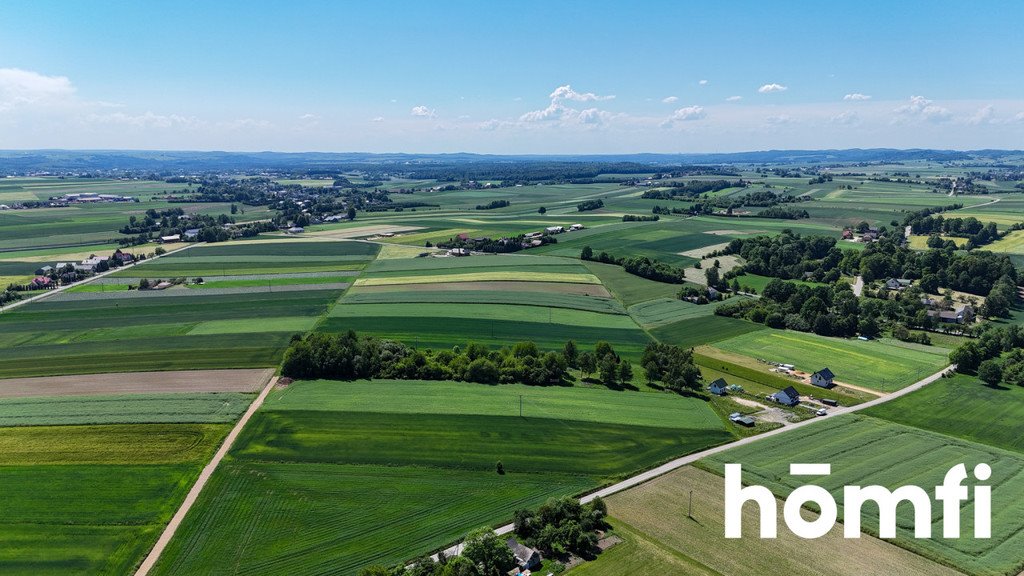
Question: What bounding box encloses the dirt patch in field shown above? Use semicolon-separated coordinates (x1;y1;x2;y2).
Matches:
0;368;274;398
350;280;612;297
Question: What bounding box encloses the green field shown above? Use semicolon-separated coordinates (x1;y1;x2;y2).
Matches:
701;415;1024;576
342;289;626;314
582;260;683;306
711;330;950;391
152;380;731;575
865;373;1024;455
0;422;230;575
651;315;766;348
0;392;252;426
627;297;715;328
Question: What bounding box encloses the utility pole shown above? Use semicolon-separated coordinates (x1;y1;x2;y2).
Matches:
688;489;693;519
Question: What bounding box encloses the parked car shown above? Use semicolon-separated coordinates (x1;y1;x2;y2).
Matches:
816;408;828;416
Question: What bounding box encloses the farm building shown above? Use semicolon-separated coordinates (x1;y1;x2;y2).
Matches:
447;248;470;257
884;278;913;291
729;413;756;426
183;228;201;240
160;234;181;243
569;223;584;231
30;276;54;289
286;226;305;234
770;386;800;406
709;378;728;396
811;368;835;388
928;304;975;324
545;225;565;234
506;538;541;573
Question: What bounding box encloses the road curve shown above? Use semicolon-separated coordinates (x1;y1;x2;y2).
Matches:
133;375;279;576
433;364;953;560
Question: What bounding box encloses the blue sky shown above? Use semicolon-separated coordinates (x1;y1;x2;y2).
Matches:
1;0;1022;153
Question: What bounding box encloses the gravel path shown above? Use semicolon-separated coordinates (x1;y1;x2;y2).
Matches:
133;375;279;576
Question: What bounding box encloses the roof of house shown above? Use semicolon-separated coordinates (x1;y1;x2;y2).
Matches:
779;386;800;399
506;538;538;563
813;368;835;380
710;378;727;388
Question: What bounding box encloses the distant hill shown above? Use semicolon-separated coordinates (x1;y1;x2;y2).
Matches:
1;148;1022;173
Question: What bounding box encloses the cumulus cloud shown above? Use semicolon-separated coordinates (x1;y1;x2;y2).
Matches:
84;111;203;129
660;105;706;128
698;79;708;86
548;84;614;102
411;105;435;118
298;113;319;121
843;93;871;101
370;116;384;123
0;68;76;111
725;95;743;102
662;96;678;104
893;95;951;123
520;84;616;125
758;83;787;93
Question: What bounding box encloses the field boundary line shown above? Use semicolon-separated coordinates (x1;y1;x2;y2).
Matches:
432;364;953;561
134;373;278;576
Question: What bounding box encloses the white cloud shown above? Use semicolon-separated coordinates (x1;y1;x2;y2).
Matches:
758;83;788;93
370;116;384;123
520;84;616;125
662;96;678;104
893;95;951;123
966;104;995;125
830;111;861;126
660;105;706;128
0;68;76;111
698;79;708;86
410;105;435;118
85;111;203;129
843;93;871;101
725;95;743;102
298;113;319;121
765;114;795;125
548;84;614;102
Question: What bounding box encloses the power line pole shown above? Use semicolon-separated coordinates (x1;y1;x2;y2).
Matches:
688;490;693;519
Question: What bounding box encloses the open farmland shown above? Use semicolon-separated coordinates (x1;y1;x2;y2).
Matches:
0;392;252;426
151;379;731;575
0;290;341;378
0;421;230;575
710;330;951;391
864;373;1024;454
700;414;1024;576
571;466;960;576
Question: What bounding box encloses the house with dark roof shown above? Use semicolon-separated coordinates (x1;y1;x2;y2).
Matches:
811;368;835;388
771;386;800;406
709;378;728;396
506;538;541;573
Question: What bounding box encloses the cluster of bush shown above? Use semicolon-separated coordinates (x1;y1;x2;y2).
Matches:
474;199;510;210
576;199;604;212
360;527;522;576
950;325;1024;386
640;342;703;392
621;214;660;222
514;496;607;558
580;246;685;284
640;179;744;200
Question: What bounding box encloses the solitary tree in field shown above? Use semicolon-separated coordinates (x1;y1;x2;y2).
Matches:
347;206;357;220
538;206;546;214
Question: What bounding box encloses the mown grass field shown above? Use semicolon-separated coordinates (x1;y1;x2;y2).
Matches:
864;373;1024;455
0;392;252;426
152;380;731;575
711;330;950;391
700;415;1024;576
650;315;765;349
627;297;715;328
329;302;637;329
342;289;626;314
575;466;961;576
266;379;723;431
582;260;683;306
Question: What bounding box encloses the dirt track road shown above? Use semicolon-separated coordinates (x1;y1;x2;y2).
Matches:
133;375;279;576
